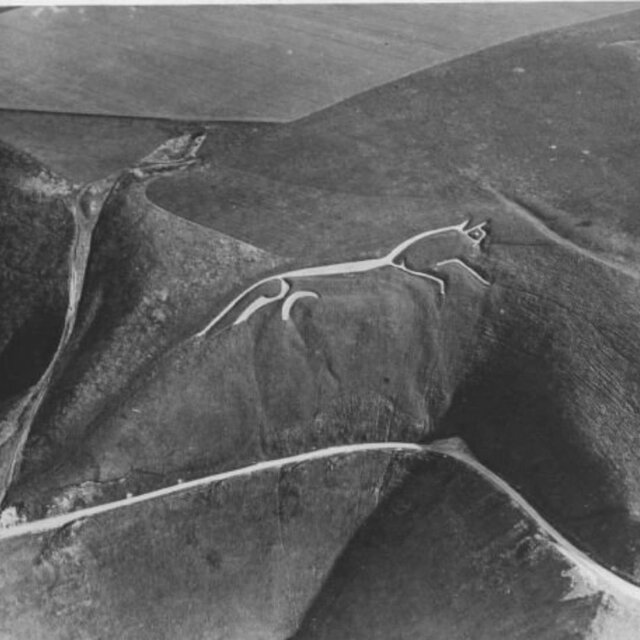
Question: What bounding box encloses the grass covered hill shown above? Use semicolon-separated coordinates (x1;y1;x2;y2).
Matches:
3;7;640;639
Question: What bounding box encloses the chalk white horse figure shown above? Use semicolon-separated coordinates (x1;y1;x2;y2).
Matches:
197;219;490;339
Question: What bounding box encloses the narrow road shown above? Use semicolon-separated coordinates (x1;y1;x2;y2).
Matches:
426;439;640;604
0;442;424;539
2;437;640;607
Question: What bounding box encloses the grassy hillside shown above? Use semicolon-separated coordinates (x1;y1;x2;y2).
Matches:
146;9;640;581
4;7;640;638
0;142;73;403
3;448;638;639
150;8;640;266
0;4;632;121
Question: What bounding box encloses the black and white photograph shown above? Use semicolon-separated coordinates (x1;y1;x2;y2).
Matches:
1;2;640;637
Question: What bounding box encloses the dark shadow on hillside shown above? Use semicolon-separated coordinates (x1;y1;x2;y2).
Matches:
0;142;73;403
292;452;603;640
438;287;640;581
0;310;64;403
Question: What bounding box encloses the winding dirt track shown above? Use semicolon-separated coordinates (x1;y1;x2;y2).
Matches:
0;182;98;502
2;438;640;608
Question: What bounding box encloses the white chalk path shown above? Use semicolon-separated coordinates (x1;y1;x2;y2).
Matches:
1;437;640;606
196;219;489;339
